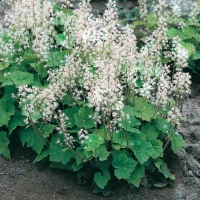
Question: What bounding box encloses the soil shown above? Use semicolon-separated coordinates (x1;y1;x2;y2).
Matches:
1;1;200;200
0;140;179;200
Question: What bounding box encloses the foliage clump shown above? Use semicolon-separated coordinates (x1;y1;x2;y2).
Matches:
0;0;198;196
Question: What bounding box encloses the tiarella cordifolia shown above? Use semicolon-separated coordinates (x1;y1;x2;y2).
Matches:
189;2;199;25
138;0;148;18
16;0;192;146
3;0;55;61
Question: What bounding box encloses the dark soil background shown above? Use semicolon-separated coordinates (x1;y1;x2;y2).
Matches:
0;142;178;200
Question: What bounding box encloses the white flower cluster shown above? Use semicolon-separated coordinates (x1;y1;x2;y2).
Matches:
167;106;182;125
3;0;55;61
15;0;192;145
168;0;183;17
153;0;197;18
172;72;191;100
189;2;199;25
154;0;169;16
0;32;15;61
78;129;89;144
155;71;172;107
136;14;169;101
138;0;148;18
171;37;188;70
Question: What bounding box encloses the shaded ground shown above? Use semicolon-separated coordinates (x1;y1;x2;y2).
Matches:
0;142;180;200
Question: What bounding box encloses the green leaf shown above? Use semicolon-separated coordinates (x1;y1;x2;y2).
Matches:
149;139;163;159
30;63;47;78
127;165;145;187
98;159;111;171
141;123;159;140
112;144;121;150
184;26;197;36
180;42;195;56
2;71;34;87
74;147;87;165
154;158;175;180
91;127;111;141
136;79;143;88
193;33;200;42
63;107;79;128
112;153;137;180
132;132;146;142
33;148;50;163
0;62;11;70
74;106;95;129
61;93;74;106
20;127;47;154
133;21;146;26
49;135;74;165
147;13;157;27
113;131;134;147
22;54;38;63
55;34;66;46
132;97;156;121
192;51;200;60
2;86;17;101
94;170;111;189
42;124;57;138
71;161;83;171
47;51;66;67
155;118;172;134
61;8;73;15
118;115;141;132
83;134;104;151
166;28;182;38
84;150;93;160
94;145;110;161
131;141;156;164
169;131;185;153
0;99;15;127
0;131;10;159
8;110;25;134
118;106;141;132
167;17;185;25
111;149;131;157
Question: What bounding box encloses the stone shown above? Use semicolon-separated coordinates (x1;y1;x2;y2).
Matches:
194;170;200;178
186;193;200;200
0;5;4;15
188;170;194;177
176;149;186;160
190;128;200;141
172;184;186;200
193;144;200;157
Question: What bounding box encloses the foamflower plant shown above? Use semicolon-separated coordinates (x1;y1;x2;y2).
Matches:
0;0;192;196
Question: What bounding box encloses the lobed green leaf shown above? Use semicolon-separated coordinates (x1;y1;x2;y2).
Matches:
131;141;156;164
94;170;111;189
112;153;137;180
154;158;175;180
2;71;34;88
127;165;145;188
20;127;47;154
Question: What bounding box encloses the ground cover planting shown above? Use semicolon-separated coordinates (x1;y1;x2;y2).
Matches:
0;0;199;197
